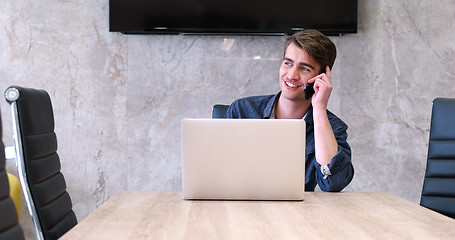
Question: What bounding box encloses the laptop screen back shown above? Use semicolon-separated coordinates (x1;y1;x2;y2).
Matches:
181;118;306;200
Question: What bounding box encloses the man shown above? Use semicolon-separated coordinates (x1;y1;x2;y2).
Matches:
224;30;354;192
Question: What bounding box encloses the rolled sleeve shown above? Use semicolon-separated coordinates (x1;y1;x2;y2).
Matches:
316;145;354;192
315;118;354;192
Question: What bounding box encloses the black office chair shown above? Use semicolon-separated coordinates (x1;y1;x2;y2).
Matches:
420;98;455;219
4;86;77;240
212;104;230;118
0;106;25;240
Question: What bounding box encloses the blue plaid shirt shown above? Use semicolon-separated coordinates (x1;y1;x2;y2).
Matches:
224;92;354;192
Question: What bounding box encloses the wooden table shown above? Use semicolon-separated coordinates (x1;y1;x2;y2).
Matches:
61;191;455;240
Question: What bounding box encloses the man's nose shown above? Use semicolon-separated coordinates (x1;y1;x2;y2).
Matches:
287;67;300;80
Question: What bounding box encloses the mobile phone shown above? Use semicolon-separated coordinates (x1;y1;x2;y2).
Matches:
304;68;327;100
304;82;314;100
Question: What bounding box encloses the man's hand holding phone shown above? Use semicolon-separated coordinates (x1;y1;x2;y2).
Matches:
305;66;333;110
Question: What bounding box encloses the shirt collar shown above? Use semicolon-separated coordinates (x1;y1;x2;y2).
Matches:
267;91;314;125
263;92;281;119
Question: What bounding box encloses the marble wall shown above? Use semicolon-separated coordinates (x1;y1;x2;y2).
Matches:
1;0;454;238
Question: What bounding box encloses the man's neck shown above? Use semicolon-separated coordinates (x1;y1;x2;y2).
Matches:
275;97;311;119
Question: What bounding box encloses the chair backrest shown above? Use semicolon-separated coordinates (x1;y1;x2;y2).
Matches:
212;104;230;118
420;98;455;219
0;106;25;240
4;86;77;240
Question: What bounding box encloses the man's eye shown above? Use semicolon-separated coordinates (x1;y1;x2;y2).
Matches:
284;62;292;67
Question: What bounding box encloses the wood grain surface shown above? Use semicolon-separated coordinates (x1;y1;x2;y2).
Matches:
60;191;455;240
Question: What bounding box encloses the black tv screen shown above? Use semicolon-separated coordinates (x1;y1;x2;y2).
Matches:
109;0;357;36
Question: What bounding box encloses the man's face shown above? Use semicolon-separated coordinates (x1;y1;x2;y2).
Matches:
279;42;321;102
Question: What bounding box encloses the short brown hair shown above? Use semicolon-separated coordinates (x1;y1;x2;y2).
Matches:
284;30;337;73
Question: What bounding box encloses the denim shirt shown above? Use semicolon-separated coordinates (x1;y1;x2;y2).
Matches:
224;92;354;192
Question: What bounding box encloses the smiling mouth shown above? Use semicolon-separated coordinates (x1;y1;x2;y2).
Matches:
285;81;300;88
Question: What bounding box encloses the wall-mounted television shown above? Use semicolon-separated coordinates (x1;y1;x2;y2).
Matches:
109;0;357;36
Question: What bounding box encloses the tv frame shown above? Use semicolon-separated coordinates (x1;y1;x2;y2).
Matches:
109;0;358;36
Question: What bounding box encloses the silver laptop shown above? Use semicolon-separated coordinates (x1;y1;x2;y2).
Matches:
181;118;306;201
